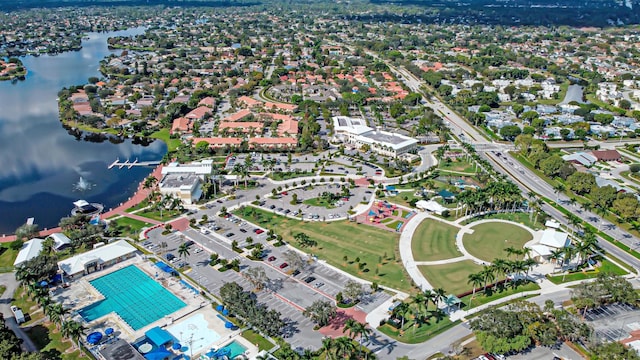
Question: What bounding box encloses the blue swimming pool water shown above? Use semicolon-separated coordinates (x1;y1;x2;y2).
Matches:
224;340;247;359
79;265;186;330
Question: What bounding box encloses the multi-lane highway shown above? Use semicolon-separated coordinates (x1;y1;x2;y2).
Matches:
388;63;640;271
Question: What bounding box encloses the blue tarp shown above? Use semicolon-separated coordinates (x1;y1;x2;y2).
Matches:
216;305;224;311
144;348;172;360
155;261;178;276
145;327;173;347
105;327;114;335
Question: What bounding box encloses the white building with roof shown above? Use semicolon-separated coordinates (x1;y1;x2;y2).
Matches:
14;238;44;267
159;173;203;205
529;228;570;262
562;152;597;167
47;233;72;251
57;240;137;279
161;159;214;180
332;116;418;157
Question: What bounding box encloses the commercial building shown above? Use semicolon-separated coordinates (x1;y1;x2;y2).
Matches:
57;240;137;279
159;173;203;205
332;116;418;157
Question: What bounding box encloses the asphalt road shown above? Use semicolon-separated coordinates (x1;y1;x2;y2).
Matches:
0;272;37;352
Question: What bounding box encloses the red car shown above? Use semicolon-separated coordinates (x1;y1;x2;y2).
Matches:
281;191;288;195
279;262;288;269
255;229;264;234
268;256;276;262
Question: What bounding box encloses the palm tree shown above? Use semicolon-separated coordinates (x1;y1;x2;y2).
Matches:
504;246;518;260
581;201;593;214
392;302;411;330
480;266;495;293
433;288;446;308
61;320;85;350
549;249;564;273
553;183;565;201
334;336;356;359
343;318;357;339
41;237;55;255
467;272;483;302
178;242;191;260
320;337;336;360
48;303;69;330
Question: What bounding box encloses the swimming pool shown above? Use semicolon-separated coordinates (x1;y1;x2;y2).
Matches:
166;313;220;355
224;340;247;359
79;265;186;330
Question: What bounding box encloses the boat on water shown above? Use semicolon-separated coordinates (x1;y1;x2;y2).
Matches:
71;200;104;216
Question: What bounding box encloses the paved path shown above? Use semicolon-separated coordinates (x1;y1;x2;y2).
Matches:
0;272;37;352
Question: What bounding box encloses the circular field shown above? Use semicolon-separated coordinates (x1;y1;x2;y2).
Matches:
462;221;533;262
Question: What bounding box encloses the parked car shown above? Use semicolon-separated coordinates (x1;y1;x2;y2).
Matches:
279;263;288;269
304;276;316;283
268;256;276;262
225;232;235;238
166;253;175;261
184;240;195;247
239;228;247;233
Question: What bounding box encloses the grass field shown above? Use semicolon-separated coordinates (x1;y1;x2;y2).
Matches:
461;212;544;230
0;244;19;272
438;159;477;174
109;216;153;238
136;208;184;221
242;329;274;351
411;220;462;261
302;197;335;209
547;259;628;284
150;128;182;152
459;281;541;309
378;318;459;344
462;222;533;262
235;206;414;292
385;220;404;230
419;261;485;295
27;322;86;360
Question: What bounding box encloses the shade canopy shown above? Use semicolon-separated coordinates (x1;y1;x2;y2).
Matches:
225;321;234;329
138;343;153;353
86;331;103;344
172;343;182;350
215;305;224;311
222;309;229;316
104;327;114;335
145;326;173;347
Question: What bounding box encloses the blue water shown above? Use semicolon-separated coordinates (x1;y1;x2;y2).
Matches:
0;27;166;234
79;265;185;330
224;340;247;359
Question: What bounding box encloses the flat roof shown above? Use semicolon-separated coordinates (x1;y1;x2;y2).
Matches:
160;173;200;189
58;240;137;276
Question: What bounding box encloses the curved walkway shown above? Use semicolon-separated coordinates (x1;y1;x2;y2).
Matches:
400;215;537;292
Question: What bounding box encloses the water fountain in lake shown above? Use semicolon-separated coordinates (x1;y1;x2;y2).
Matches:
73;176;95;192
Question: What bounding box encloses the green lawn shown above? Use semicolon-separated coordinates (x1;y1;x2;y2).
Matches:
438;159;477;174
546;259;628;284
459;281;541;310
461;212;544;230
26;323;86;360
411;220;462;261
109;216;153;238
385;220;404;230
125;198;150;213
302;197;335;209
268;171;314;181
12;287;44;325
462;222;533;262
386;192;422;208
150;128;182;152
419;261;485;295
242;329;274;351
0;244;19;272
235;206;414;292
378;318;459;344
136;208;184;221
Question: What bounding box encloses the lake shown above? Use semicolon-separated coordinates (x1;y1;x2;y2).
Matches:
0;27;166;235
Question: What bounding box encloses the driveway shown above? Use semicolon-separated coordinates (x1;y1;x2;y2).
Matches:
0;272;37;352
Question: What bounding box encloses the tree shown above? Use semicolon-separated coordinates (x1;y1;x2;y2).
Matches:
283;250;306;272
294;232;317;247
61;320;85;349
591;342;640;360
499;125;522;141
467;273;484;301
303;300;336;327
343;280;365;303
539;155;565;177
566;172;596;195
14;223;39;241
178;242;191;260
245;266;268;290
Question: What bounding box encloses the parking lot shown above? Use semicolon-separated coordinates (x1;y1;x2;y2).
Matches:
504;342;583;360
583;302;640;343
258;183;371;221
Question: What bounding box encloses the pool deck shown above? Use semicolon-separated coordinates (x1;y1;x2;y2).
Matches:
51;255;259;358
